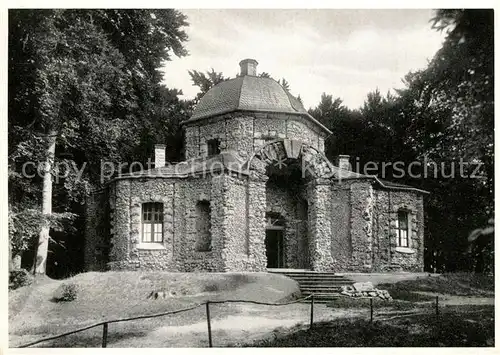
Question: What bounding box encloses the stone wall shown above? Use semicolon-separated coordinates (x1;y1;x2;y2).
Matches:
326;179;425;272
107;179;175;271
184;125;199;160
246;174;268;270
330;184;352;270
106;176;229;271
219;174;263;271
103;172;274;272
184;112;327;160
372;189;425;271
307;179;334;271
179;177;223;271
108;179;131;268
88;159;424;273
346;181;374;271
84;189;110;271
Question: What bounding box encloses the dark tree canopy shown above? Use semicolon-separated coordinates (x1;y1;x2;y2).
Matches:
309;9;494;273
8;9;190;275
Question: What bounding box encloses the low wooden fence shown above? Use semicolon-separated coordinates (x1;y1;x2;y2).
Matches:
17;295;442;348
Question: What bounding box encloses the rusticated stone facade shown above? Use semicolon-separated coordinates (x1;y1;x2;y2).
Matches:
85;139;426;273
184;112;326;160
84;59;426;273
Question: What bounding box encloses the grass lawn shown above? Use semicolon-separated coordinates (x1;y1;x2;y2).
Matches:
247;272;495;347
378;273;494;298
247;305;494;347
326;296;429;310
9;271;494;347
9;271;300;347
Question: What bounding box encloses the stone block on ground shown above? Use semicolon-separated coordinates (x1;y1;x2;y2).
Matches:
352;281;375;292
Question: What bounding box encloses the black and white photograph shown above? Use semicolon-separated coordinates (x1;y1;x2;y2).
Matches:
4;5;496;349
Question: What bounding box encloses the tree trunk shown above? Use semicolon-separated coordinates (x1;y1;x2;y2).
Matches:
34;130;57;275
13;253;22;269
9;238;14;271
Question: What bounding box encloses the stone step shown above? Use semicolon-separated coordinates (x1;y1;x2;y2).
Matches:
280;275;353;281
279;276;349;280
299;282;350;289
300;286;344;292
288;278;351;282
269;270;354;302
272;271;347;276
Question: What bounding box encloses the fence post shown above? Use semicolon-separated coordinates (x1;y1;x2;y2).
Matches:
310;294;314;329
435;296;439;318
206;301;213;347
101;323;108;348
370;298;373;323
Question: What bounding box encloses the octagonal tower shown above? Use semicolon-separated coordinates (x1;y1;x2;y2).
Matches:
182;59;332;160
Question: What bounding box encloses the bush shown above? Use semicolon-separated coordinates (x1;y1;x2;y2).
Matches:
203;283;220;292
53;283;78;302
9;269;34;290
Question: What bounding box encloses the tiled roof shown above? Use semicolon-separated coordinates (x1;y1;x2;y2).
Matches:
185;75;331;134
191;77;244;120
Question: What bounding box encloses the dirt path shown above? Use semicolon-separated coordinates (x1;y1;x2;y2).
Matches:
109;303;365;347
414;292;494;306
9;279;61;329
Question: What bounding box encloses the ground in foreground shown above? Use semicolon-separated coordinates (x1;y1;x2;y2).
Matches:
246;305;494;347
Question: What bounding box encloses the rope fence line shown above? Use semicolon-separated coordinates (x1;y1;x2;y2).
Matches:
17;302;205;348
207;294;312;306
16;294;440;348
17;294;313;348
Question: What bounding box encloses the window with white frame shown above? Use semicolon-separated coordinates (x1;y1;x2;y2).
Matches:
396;210;409;247
142;202;164;243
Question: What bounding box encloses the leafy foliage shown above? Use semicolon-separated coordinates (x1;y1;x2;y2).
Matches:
8;9;190;274
9;269;34;290
53;283;78;302
188;68;229;104
309;9;493;273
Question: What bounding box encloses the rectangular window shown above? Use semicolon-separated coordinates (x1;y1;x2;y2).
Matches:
142;202;164;243
397;211;409;247
207;139;221;156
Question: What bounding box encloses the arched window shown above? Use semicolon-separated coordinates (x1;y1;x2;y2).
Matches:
195;200;212;251
142;202;164;243
396;210;409;247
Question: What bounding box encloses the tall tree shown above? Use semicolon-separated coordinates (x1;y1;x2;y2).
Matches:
309;9;494;273
8;9;189;274
188;68;228;104
409;9;494;272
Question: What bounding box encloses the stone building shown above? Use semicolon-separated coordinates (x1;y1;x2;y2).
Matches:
85;59;428;273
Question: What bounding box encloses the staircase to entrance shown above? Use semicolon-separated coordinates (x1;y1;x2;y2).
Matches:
268;269;355;302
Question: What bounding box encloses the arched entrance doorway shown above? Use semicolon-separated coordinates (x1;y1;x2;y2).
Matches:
265;212;285;268
245;139;335;271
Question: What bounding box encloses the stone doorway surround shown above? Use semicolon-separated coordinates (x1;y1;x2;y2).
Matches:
244;139;336;272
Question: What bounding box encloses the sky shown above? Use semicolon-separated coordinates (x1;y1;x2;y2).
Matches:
161;9;446;110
